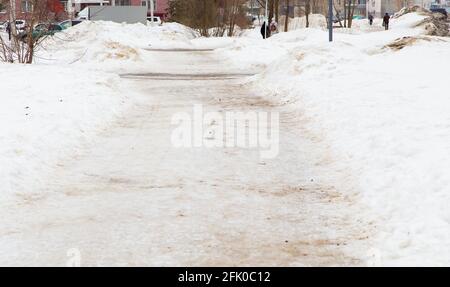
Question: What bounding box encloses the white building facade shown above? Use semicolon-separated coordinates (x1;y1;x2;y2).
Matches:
366;0;404;17
365;0;439;17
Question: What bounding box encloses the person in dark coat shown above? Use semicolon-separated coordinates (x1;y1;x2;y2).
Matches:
6;22;11;41
383;13;390;30
368;14;374;26
260;21;270;39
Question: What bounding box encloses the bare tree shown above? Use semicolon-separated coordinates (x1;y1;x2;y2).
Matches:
284;0;289;32
305;0;311;28
168;0;249;37
0;0;62;63
333;1;344;28
268;0;274;24
226;0;243;36
274;0;279;23
342;0;357;28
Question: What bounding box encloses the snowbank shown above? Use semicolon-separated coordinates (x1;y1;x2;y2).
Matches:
279;14;328;31
1;21;201;202
1;10;448;265
249;12;450;265
0;63;131;202
219;9;444;72
36;21;199;71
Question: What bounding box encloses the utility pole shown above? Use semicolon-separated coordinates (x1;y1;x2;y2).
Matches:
265;0;268;39
328;0;333;42
9;0;17;36
150;0;155;26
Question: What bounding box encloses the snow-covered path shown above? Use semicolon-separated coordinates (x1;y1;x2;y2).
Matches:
0;50;372;266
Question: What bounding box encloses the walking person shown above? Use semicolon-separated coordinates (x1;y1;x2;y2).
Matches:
6;21;11;41
368;14;374;26
260;21;270;39
270;18;278;35
383;13;390;30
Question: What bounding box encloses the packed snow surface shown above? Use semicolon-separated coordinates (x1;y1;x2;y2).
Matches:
231;12;450;266
1;11;449;266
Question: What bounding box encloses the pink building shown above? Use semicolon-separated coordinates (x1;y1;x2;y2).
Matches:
0;0;37;22
73;0;169;19
130;0;169;19
0;0;170;22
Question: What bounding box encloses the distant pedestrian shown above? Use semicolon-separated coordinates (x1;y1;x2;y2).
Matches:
6;22;11;41
270;19;278;34
383;13;390;30
368;14;374;26
260;21;270;39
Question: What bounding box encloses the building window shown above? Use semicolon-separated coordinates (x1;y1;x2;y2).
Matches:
141;0;157;11
60;1;68;12
116;0;131;6
21;0;33;12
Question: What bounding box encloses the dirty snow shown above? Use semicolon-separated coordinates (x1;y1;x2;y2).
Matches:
1;21;372;267
0;22;200;199
36;21;199;72
0;64;131;202
227;12;450;266
1;10;449;266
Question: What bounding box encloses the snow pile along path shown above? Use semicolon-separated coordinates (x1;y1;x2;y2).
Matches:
37;21;199;71
0;49;373;266
251;11;450;265
0;63;131;202
1;8;448;266
1;21;200;202
279;14;328;31
1;21;201;204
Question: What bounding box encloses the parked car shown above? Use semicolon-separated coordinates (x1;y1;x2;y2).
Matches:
1;20;27;32
34;23;63;37
76;7;89;20
430;8;448;18
147;16;162;26
59;20;83;30
14;20;27;32
19;23;63;41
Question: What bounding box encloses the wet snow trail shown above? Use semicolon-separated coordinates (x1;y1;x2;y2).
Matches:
0;50;372;266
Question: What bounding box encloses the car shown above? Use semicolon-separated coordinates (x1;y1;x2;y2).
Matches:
147;16;162;26
430;8;448;18
430;4;442;10
14;19;27;32
76;7;89;20
59;20;83;30
19;23;63;41
33;23;63;37
1;20;27;32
